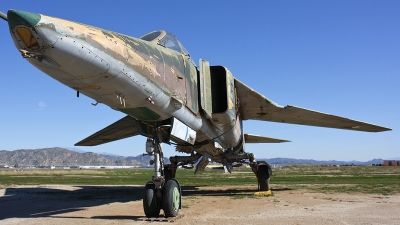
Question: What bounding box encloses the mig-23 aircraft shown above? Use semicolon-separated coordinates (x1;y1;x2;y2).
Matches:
0;10;390;218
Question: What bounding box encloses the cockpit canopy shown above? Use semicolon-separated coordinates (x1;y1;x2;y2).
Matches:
140;30;190;56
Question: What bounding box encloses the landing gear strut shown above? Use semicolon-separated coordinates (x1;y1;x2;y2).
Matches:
143;129;181;218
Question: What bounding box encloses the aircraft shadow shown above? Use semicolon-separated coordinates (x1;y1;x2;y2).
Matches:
0;185;292;220
0;186;143;220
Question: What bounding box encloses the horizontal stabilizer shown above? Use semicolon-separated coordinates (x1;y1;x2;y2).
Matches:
75;116;139;146
244;133;290;143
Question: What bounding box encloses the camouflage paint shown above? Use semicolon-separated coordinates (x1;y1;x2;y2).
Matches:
32;14;199;116
7;10;41;28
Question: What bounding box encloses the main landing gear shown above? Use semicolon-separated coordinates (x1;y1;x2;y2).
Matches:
250;161;272;191
143;129;181;218
219;151;272;191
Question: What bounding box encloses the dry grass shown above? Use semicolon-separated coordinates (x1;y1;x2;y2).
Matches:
1;166;399;195
0;169;107;175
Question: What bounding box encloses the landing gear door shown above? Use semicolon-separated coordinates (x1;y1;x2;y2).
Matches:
199;59;212;119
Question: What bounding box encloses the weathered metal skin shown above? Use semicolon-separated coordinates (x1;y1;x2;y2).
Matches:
8;11;204;129
7;10;242;151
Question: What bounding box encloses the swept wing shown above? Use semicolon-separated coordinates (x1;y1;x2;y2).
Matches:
75;116;139;146
235;79;391;132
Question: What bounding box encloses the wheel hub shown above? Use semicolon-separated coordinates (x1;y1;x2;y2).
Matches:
172;187;180;211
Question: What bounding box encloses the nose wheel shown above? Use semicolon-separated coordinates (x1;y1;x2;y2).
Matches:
143;129;181;218
143;182;161;217
163;179;181;217
143;179;182;218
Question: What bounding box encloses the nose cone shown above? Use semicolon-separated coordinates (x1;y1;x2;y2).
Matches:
7;9;41;28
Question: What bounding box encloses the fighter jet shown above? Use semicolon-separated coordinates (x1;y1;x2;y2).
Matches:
1;10;390;218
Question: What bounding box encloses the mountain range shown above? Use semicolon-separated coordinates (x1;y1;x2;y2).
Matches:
258;157;384;166
0;147;387;167
0;147;168;167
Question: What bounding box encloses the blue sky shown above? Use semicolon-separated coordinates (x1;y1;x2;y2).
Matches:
0;1;398;161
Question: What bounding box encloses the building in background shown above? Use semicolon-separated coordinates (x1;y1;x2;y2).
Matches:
382;160;400;166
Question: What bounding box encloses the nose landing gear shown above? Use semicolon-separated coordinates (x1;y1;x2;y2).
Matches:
143;130;182;218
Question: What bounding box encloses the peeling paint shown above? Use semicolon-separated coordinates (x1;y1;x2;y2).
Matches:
28;13;199;116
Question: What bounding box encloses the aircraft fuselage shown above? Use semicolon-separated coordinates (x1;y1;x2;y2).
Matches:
7;10;242;152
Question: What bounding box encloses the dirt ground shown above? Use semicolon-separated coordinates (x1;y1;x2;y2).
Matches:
1;185;399;225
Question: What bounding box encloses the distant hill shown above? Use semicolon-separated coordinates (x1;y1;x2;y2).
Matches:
260;157;384;166
66;148;121;157
0;148;387;167
65;147;87;154
0;148;169;167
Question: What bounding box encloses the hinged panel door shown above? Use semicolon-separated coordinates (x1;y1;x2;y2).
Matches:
199;59;212;119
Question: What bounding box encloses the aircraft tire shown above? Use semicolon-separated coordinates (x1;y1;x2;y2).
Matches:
163;180;180;217
257;164;270;191
143;182;160;217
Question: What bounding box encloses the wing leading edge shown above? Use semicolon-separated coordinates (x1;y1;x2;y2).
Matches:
235;79;391;132
75;116;140;146
244;134;290;143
